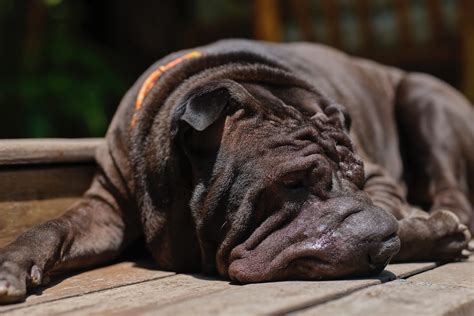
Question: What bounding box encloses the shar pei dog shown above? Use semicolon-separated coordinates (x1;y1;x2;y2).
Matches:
1;40;472;303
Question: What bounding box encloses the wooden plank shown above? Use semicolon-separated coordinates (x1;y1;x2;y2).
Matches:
3;274;232;315
145;263;437;316
0;262;437;315
0;261;175;314
0;139;103;166
297;259;474;315
383;262;438;279
408;256;474;289
296;279;474;316
154;279;382;316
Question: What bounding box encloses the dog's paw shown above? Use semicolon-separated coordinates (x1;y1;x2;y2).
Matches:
395;210;471;262
0;261;27;304
429;210;471;260
0;252;43;305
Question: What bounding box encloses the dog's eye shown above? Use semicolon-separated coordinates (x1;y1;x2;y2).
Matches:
281;178;306;191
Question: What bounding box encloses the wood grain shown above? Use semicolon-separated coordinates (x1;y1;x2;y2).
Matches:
297;259;474;315
143;263;438;316
0;164;96;248
0;261;438;315
0;164;95;202
0;139;96;245
3;274;232;315
0;261;175;314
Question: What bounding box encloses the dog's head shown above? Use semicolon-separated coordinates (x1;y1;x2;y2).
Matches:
171;80;400;283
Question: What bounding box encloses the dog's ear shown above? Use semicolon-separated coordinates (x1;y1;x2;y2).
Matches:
171;87;231;164
171;87;229;137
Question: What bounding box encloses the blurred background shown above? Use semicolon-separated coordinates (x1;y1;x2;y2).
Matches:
1;0;473;138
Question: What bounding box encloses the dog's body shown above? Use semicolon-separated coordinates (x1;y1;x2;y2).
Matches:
1;40;473;303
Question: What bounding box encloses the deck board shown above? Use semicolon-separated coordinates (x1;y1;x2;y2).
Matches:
297;257;474;316
0;262;175;314
0;261;438;315
2;274;233;315
140;263;437;316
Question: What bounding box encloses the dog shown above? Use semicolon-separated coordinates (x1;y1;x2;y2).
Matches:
1;39;472;303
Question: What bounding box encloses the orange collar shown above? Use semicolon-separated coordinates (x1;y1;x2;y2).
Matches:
131;50;203;128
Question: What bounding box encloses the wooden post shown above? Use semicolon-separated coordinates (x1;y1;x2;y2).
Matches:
254;0;283;42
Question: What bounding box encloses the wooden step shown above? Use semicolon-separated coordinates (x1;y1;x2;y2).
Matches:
0;139;102;248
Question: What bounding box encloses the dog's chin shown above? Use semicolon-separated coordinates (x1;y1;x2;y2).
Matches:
227;256;359;284
227;259;268;284
226;237;399;284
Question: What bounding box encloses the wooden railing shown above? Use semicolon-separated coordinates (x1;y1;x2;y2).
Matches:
254;0;474;101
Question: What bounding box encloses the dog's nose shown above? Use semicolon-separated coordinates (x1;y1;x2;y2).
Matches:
368;234;400;271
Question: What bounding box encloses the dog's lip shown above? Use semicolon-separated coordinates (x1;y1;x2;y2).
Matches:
227;240;330;283
368;234;401;270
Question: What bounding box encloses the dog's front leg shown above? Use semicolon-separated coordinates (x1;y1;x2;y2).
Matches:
363;162;470;262
0;175;140;304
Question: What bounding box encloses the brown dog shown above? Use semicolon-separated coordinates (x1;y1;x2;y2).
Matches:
1;40;472;303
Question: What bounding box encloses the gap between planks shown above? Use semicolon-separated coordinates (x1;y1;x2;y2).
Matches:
135;262;440;316
274;262;441;315
293;257;474;316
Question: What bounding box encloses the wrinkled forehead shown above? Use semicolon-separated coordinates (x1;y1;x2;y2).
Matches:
219;108;363;188
220;118;325;170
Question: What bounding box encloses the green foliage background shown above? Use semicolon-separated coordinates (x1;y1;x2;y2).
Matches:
0;0;128;138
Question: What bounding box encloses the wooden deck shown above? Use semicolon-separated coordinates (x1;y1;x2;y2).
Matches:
0;257;472;315
0;139;473;315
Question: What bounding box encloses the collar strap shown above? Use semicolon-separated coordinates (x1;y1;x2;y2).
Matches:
131;50;203;128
